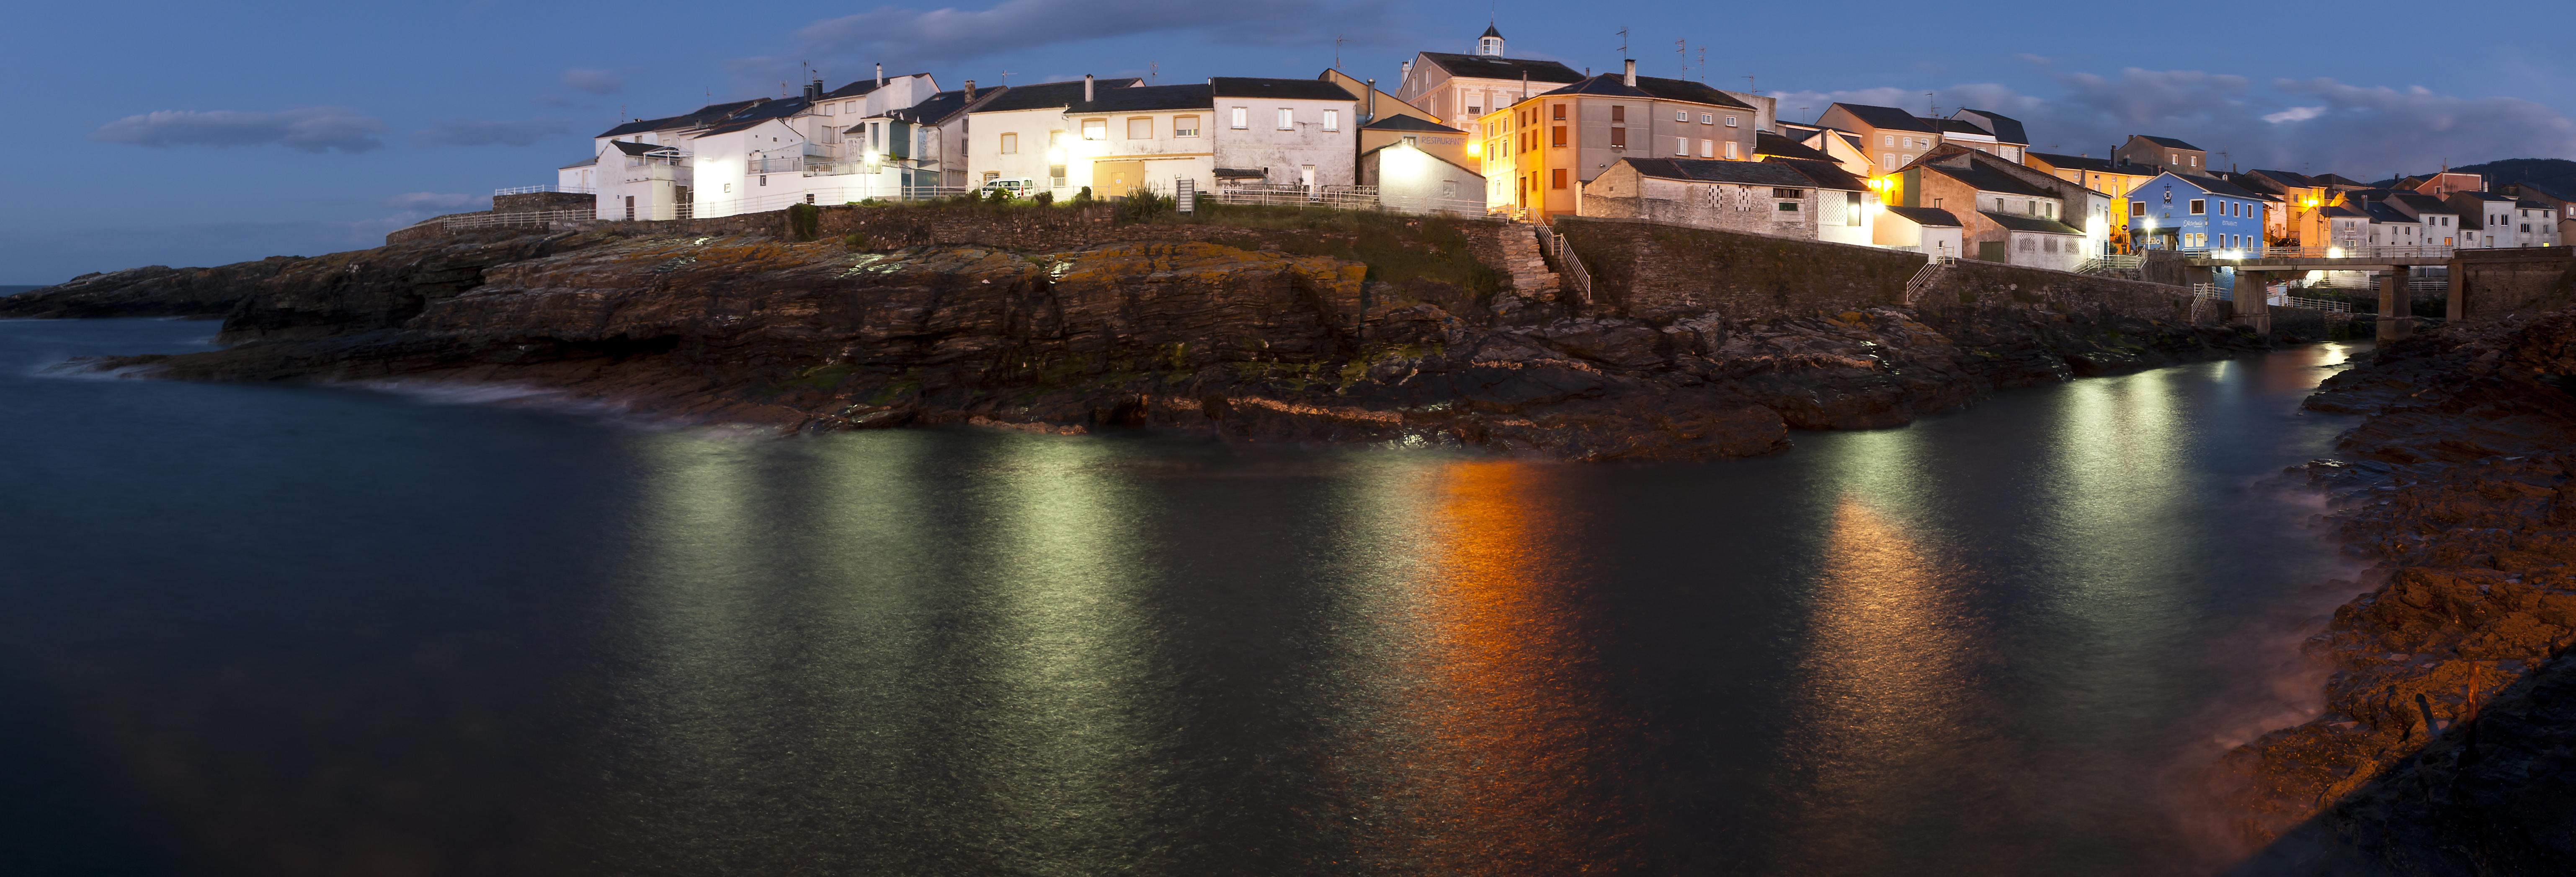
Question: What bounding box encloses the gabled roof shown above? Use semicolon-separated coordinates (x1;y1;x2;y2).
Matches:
819;74;930;101
2221;174;2287;200
2362;202;2418;224
2385;191;2455;216
1619;157;1817;187
2451;190;2515;202
1535;73;1754;109
2518;199;2555;210
1921;161;2058;198
1950;109;2028;145
1413;52;1583;84
1980;210;2085;235
1826;103;1939;133
1209;77;1356;101
1883;205;1961;227
2506;181;2575;202
2132;134;2204;150
2312;173;2372;188
1937;119;1997;139
698;98;810;136
973;78;1145;113
1361;114;1465;133
559;156;597;168
2032;152;2169;177
1065;83;1212;114
1754;131;1833;162
596;99;765;138
2165;171;2261;199
2248;168;2321;188
2319;203;2369;219
885;89;975;126
1764;157;1867;191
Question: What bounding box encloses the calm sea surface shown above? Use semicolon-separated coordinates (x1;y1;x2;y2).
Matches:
2;318;2364;875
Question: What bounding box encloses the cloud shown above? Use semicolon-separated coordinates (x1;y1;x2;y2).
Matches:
763;0;1398;72
563;68;624;95
89;107;386;153
1783;66;2576;175
382;192;485;211
414;119;565;147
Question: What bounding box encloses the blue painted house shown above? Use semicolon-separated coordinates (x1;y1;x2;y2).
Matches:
2126;171;2270;254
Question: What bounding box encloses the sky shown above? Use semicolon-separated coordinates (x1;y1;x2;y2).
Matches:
5;0;2574;283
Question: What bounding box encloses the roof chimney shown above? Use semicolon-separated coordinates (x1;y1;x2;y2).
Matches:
1084;74;1095;102
1401;60;1412;81
1623;59;1637;87
804;78;823;102
963;80;977;101
876;63;885;86
1365;78;1376;122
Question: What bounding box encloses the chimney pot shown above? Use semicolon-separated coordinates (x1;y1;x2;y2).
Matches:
876;63;884;86
1622;59;1637;87
964;80;977;101
1084;74;1095;103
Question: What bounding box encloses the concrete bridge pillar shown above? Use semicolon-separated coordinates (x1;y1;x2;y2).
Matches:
2377;273;2411;343
2235;269;2270;336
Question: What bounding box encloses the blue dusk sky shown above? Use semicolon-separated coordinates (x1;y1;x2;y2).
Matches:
5;0;2574;283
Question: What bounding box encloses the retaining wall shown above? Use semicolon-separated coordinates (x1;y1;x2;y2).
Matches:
2450;248;2575;322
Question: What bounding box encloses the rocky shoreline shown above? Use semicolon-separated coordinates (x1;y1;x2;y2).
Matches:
2226;308;2576;872
4;214;2268;461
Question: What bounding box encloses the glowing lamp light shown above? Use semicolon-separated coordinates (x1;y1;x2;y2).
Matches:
2326;246;2346;258
2142;217;2156;231
1046;147;1066;163
1465;140;1481;156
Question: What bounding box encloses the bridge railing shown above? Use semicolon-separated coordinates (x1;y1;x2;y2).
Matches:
2178;245;2456;261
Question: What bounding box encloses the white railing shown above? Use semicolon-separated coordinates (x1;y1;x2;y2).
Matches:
444;208;596;230
748;155;806;174
2182;245;2457;260
1532;225;1594;304
1903;256;1954;305
495;184;595;196
1216;184;1383;210
2278;295;2354;313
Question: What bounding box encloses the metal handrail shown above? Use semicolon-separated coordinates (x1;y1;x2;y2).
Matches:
495;185;596;196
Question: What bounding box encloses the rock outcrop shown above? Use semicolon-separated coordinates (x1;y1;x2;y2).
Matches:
52;212;2261;460
2226;309;2576;872
0;257;305;319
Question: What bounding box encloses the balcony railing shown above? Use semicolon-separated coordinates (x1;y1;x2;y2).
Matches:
748;155;806;174
495;184;595;196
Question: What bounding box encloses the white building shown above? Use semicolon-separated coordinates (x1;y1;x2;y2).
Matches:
1578;157;1879;246
963;77;1144;195
1060;83;1217;198
1208;78;1360;191
1877;206;1964;259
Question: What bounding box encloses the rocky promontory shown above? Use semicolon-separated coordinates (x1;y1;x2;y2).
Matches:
2227;307;2576;872
6;204;2264;460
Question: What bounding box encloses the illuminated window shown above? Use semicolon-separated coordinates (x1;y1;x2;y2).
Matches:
1082;118;1106;140
1000;132;1018;153
1127;117;1151;139
1173;116;1199;137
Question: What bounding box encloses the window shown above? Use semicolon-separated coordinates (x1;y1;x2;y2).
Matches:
1276;108;1294;130
1676;136;1688;153
1048;130;1063;147
1725;141;1741;160
1552;103;1565;120
1174;116;1198;137
759;175;767;186
1551;125;1565;147
2189;199;2205;215
1700;113;1713;124
1000;132;1019;154
1778;200;1800;212
1885;134;1896;147
2043;237;2058;254
1610;105;1625;123
1323;109;1338;131
1127;117;1151;139
1700;139;1713;158
1609;126;1626;148
722;183;731;193
1774;188;1805;199
1884;152;1895;167
1049;165;1067;187
1674;110;1686;122
2020;236;2037;252
1551;168;1566;189
1847;191;1864;227
1230;107;1248;129
1082;118;1106;140
1725;116;1739;127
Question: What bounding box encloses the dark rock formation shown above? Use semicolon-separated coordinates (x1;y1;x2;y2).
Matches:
0;257;304;319
2227;309;2576;872
59;217;2261;460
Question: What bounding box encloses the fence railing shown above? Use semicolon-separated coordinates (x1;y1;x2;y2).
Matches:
1215;184;1381;211
748;156;806;174
1532;224;1594;304
2180;245;2457;260
495;185;595;196
444;208;596;230
2277;295;2354;313
1903;256;1954;305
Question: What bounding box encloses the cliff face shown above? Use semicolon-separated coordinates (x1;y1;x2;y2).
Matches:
76;218;2265;460
2228;310;2576;872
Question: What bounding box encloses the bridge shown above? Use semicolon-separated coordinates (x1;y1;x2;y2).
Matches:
2173;245;2457;272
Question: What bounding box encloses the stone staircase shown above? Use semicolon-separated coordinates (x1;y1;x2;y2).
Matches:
1499;223;1561;294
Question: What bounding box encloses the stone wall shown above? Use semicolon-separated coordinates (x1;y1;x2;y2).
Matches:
492;191;593;214
1555;215;2203;325
2449;248;2575;322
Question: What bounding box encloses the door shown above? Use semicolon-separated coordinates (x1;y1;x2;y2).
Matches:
1300;164;1316;193
1094;160;1144;198
1977;240;2006;262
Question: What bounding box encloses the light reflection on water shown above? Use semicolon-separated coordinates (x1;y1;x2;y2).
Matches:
0;319;2371;876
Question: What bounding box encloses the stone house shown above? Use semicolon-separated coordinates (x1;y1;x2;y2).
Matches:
1207;78;1361;191
2113;135;2209;174
1888;147;2087;266
1578;156;1875;245
1816;103;1943;176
